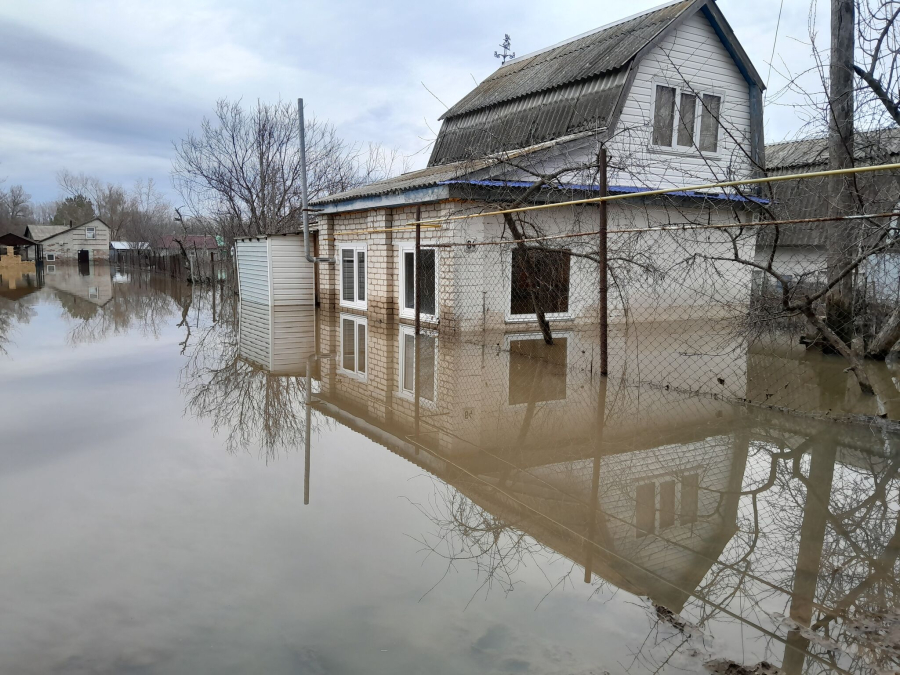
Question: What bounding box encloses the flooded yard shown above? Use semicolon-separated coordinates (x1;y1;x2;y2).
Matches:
2;266;900;675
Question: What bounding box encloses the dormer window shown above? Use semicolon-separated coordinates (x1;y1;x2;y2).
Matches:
86;226;96;239
652;84;721;153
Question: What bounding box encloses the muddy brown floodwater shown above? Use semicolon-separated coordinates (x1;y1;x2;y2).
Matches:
2;266;900;675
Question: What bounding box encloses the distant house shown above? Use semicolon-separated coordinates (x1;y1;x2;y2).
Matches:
159;235;221;258
756;129;900;305
25;218;111;263
109;241;150;263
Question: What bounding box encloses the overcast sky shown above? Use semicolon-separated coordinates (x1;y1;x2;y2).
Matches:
1;0;822;204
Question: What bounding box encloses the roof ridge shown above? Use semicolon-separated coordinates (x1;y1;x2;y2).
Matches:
500;0;690;68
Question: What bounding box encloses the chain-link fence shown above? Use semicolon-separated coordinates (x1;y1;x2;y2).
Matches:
385;202;900;427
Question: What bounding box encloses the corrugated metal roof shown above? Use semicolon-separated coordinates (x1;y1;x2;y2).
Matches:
311;155;501;205
440;0;694;121
766;128;900;172
430;69;627;165
427;0;699;166
25;225;69;241
760;130;900;246
110;241;150;250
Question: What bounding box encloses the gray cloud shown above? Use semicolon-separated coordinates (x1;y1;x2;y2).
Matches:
0;0;826;204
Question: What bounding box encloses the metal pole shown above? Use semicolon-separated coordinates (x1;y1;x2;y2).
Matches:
298;98;333;264
599;146;609;377
414;206;421;439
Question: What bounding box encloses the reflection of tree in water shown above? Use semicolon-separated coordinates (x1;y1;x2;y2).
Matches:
178;292;323;459
407;478;567;608
0;296;38;355
52;274;189;345
410;415;900;674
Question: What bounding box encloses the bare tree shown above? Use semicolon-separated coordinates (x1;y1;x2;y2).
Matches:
172;98;407;242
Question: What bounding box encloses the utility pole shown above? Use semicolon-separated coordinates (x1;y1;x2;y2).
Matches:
826;0;856;347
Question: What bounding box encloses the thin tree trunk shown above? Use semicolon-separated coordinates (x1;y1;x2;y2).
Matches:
868;307;900;359
503;212;553;344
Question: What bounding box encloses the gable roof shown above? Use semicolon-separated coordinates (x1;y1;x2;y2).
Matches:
25;218;109;243
429;0;763;166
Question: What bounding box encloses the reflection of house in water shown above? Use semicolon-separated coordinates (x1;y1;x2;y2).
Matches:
43;265;113;307
310;308;748;612
239;300;317;375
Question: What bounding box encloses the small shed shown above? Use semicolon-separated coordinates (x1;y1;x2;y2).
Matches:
234;234;315;306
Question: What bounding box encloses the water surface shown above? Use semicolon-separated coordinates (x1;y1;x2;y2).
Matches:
2;267;899;675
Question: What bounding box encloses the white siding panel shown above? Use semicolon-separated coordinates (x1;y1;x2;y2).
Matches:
270;236;315;306
238;300;272;368
607;10;753;188
236;240;270;305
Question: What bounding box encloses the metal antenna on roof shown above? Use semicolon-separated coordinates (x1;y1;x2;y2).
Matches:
494;34;515;64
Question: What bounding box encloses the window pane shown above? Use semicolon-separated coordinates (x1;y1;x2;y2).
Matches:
635;483;656;537
357;250;366;302
677;92;697;147
342;318;355;371
699;94;721;152
357;323;366;374
419;249;436;316
659;480;676;529
403;251;415;310
510;249;570;315
403;333;415;391
508;337;567;404
342;249;355;302
681;474;699;525
652;85;675;146
419;334;436;401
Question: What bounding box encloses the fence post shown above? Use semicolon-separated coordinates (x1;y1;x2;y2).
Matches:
414;205;421;439
599;146;609;377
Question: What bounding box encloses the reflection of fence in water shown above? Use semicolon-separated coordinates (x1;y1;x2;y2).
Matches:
396;217;900;425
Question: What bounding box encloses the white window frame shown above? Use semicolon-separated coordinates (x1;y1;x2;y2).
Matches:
85;226;96;239
503;331;571;406
89;286;99;299
338;313;367;380
46;264;56;272
649;80;725;156
505;248;573;323
339;243;367;310
45;253;56;262
398;244;439;322
397;324;439;407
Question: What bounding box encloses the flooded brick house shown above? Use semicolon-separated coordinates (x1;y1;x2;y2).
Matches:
310;0;766;333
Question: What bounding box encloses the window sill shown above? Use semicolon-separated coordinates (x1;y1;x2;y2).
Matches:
339;302;367;312
338;369;367;382
505;314;573;324
647;144;721;160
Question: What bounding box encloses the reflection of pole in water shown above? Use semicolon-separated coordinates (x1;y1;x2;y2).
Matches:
781;439;837;675
584;377;608;582
305;360;312;506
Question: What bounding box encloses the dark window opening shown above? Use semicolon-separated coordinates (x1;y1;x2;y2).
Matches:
510;249;570;315
635;482;656;537
652;85;676;146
